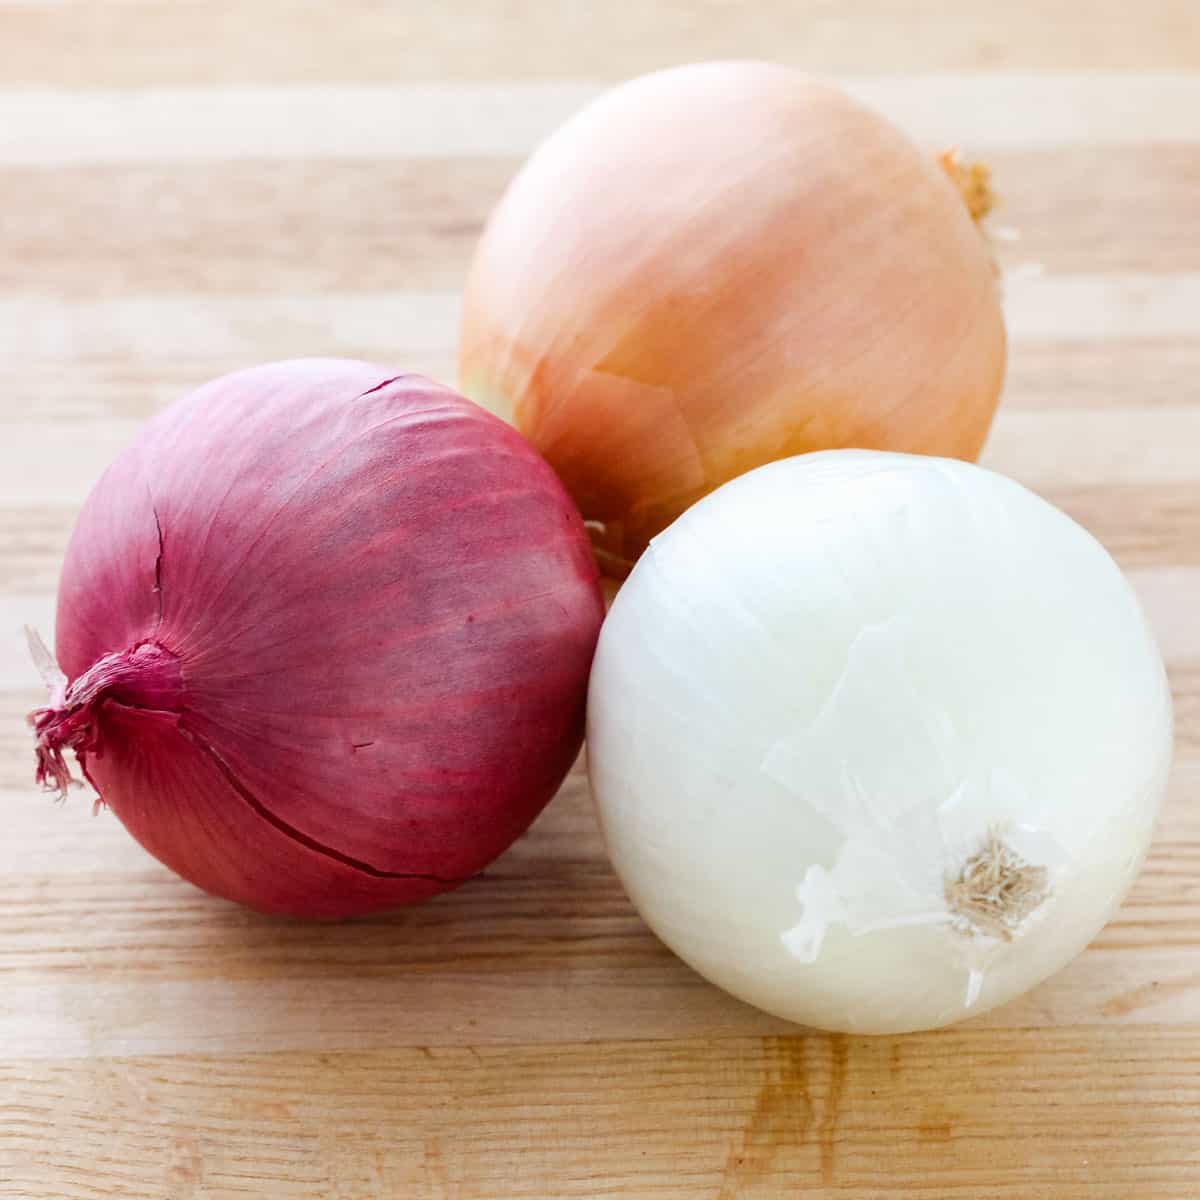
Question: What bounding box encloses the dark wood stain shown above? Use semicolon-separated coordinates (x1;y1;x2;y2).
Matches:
716;1037;813;1198
819;1034;849;1184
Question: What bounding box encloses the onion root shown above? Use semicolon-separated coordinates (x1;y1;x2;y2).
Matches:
945;829;1050;942
29;642;183;801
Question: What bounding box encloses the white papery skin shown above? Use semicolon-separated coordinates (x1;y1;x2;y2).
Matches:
588;451;1173;1033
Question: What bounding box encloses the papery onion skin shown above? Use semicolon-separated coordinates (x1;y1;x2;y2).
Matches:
32;359;604;918
587;451;1172;1034
459;61;1007;567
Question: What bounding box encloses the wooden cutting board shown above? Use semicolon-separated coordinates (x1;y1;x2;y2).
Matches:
1;4;1197;1196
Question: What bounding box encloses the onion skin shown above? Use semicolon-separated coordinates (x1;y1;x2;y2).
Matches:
588;451;1172;1034
32;360;604;917
460;61;1007;565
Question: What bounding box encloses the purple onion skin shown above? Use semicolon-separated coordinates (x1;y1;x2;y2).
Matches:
33;359;604;917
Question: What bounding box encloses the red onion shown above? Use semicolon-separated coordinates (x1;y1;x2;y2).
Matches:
31;359;604;917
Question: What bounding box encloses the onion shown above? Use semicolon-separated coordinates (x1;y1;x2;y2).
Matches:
459;62;1006;570
31;359;604;918
587;451;1172;1033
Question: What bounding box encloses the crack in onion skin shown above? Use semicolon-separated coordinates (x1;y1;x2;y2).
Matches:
459;61;1007;568
33;359;604;918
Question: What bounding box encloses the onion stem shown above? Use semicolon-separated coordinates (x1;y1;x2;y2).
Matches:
939;148;996;221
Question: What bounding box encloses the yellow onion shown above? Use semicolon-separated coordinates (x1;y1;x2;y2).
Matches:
459;61;1006;568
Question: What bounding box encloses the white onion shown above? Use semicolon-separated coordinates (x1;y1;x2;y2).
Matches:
588;451;1173;1033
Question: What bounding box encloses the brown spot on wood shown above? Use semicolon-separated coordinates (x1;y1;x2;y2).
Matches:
164;1134;205;1196
918;1118;954;1143
716;1038;813;1199
819;1034;848;1184
252;1101;294;1119
1100;974;1200;1017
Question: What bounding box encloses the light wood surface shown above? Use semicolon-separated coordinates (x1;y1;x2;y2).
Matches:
2;4;1198;1196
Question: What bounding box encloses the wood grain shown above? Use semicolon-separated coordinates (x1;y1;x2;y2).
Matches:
6;77;1200;168
4;0;1199;86
2;148;1198;299
3;1032;1200;1200
2;2;1199;1196
0;754;1194;1066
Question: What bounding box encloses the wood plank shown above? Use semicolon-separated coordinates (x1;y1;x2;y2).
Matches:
1172;667;1200;753
1001;274;1200;341
5;77;1200;168
0;354;461;423
2;277;1196;374
2;1030;1199;1198
987;146;1200;273
0;161;499;296
0;293;459;365
1003;342;1200;410
980;407;1200;486
2;342;1196;435
0;742;1194;1058
2;0;1198;88
1;147;1196;301
1046;489;1200;568
6;402;1200;509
